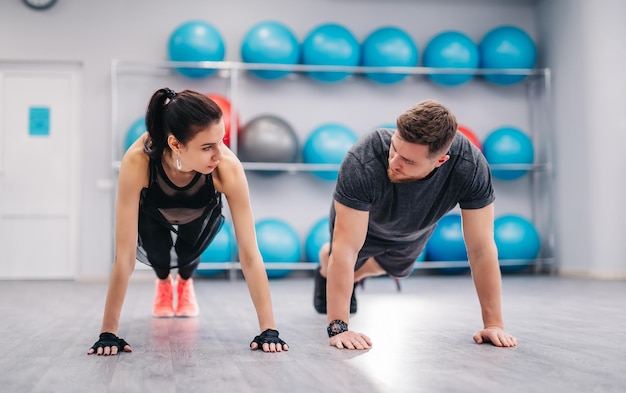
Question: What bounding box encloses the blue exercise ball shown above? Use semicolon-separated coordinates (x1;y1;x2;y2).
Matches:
168;20;225;78
426;214;470;274
361;26;418;84
483;126;534;180
196;221;235;277
241;21;300;80
422;30;479;87
124;117;146;152
301;23;360;83
494;214;540;272
303;123;359;181
305;217;330;263
256;218;301;279
479;25;537;85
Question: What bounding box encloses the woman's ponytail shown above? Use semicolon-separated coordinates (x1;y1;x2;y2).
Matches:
144;88;176;159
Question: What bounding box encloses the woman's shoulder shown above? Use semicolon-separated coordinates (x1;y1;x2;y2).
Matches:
213;146;245;191
216;146;242;171
118;137;150;189
121;144;149;169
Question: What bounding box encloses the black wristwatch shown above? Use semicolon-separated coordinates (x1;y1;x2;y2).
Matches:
327;320;348;337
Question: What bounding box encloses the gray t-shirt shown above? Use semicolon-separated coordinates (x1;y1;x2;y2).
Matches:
332;128;495;248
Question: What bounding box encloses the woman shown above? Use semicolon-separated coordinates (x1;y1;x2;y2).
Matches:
88;88;288;355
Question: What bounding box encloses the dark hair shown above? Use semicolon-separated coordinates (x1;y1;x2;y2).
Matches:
144;88;223;159
395;99;458;156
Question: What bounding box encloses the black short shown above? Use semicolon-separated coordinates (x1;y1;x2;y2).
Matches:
327;237;426;279
353;239;426;278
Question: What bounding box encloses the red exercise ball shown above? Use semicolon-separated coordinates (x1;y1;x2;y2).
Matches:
205;93;239;147
458;124;482;151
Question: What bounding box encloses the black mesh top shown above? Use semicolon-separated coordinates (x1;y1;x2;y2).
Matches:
135;158;224;268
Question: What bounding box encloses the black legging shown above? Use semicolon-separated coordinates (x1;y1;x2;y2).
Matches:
139;219;204;280
153;258;199;280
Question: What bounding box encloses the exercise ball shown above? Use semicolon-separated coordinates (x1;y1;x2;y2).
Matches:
205;93;238;147
483;126;534;180
422;30;479;86
124;117;146;152
301;23;360;83
256;218;302;279
168;20;225;79
241;21;300;80
239;115;299;163
426;213;470;274
361;26;418;84
494;214;540;272
479;25;537;85
196;221;234;277
303;123;359;181
457;124;482;151
305;217;330;263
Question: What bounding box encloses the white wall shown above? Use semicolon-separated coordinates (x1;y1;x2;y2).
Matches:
1;0;553;279
537;0;626;278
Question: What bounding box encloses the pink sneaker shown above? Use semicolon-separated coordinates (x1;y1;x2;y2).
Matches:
175;275;199;317
152;278;174;318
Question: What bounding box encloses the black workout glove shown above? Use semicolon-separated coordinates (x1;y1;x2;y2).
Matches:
90;332;130;353
250;329;288;350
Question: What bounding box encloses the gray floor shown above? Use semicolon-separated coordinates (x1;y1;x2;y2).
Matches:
1;272;625;393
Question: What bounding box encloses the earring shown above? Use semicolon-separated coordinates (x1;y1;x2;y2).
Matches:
176;152;182;170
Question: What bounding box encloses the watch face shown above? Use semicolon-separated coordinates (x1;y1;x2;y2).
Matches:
327;320;348;337
23;0;57;10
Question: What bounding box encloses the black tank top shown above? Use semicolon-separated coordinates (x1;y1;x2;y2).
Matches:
136;158;224;267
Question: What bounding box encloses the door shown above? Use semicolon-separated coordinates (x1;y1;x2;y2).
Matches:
0;63;81;279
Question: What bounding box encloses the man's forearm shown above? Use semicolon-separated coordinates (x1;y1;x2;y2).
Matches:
326;256;355;324
471;256;505;328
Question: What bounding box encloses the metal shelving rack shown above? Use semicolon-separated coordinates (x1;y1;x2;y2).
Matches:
111;60;555;277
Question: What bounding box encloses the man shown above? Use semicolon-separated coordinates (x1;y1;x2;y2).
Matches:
314;99;517;350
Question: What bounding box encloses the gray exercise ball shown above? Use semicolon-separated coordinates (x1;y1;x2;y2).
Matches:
239;115;300;162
